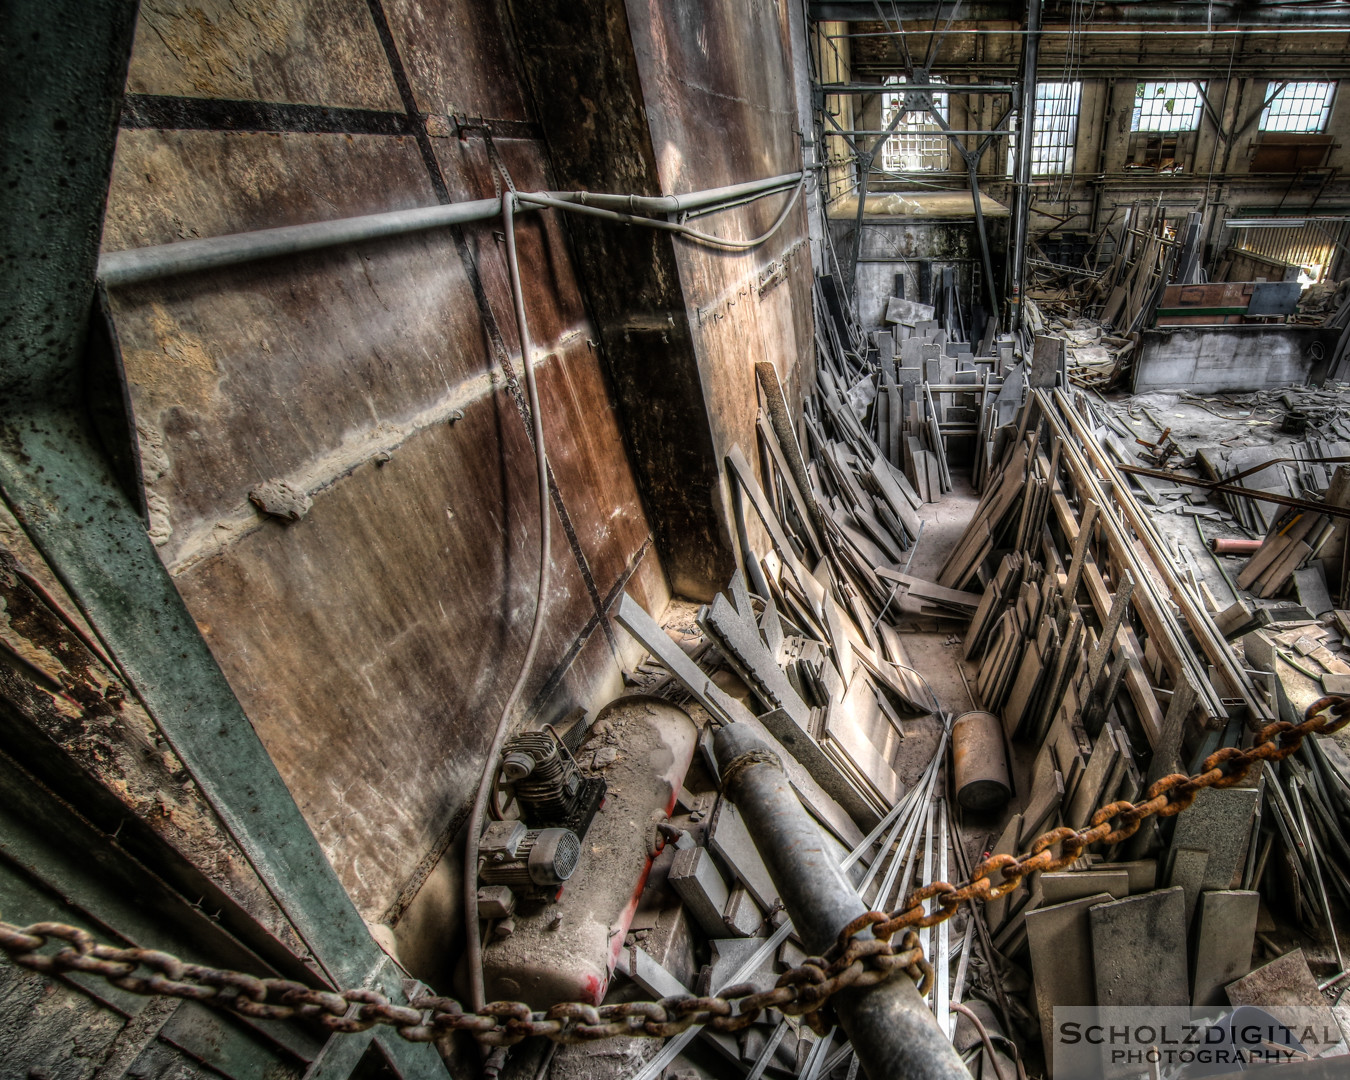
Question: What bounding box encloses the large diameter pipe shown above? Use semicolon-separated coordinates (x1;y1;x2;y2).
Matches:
714;725;969;1080
952;711;1012;810
1209;537;1263;555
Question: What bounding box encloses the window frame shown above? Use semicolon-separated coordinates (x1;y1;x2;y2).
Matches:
1131;80;1206;133
880;76;951;174
1029;81;1082;175
1259;81;1336;134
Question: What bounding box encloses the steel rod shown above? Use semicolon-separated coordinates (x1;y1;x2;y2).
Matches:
825;129;1011;136
935;798;951;1038
1009;0;1042;334
817;83;1016;93
715;725;968;1080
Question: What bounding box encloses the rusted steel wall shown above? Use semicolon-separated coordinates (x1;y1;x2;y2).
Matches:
627;0;817;546
101;0;668;947
509;0;816;602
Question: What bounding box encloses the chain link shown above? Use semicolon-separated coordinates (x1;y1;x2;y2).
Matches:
4;696;1348;1048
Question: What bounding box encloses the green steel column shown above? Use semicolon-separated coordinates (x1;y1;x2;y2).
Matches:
0;3;448;1074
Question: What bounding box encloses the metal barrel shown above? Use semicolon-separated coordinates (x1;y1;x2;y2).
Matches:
714;724;970;1080
952;710;1012;811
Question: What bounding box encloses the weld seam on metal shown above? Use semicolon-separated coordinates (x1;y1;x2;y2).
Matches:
364;0;450;205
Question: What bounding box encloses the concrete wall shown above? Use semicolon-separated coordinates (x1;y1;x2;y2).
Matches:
1131;325;1339;393
843;218;1009;330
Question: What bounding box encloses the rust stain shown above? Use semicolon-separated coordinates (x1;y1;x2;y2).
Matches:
122;301;222;416
138;0;293;99
0;547;307;957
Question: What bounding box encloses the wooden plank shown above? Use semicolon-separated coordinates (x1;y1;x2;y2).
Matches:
1256;540;1314;599
1045;391;1240;722
1081;561;1164;748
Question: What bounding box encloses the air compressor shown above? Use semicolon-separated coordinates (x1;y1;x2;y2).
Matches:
478;695;696;1006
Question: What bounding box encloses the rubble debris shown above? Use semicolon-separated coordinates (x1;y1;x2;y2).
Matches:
605;292;1350;1080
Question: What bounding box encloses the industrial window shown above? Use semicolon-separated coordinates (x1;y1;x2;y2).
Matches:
1260;81;1336;133
880;76;950;173
1131;81;1205;132
1031;82;1081;174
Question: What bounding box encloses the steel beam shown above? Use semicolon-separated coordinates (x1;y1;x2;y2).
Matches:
1008;0;1042;334
817;83;1016;94
825;128;1010;136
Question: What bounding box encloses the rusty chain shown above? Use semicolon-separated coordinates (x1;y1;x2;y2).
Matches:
3;695;1348;1048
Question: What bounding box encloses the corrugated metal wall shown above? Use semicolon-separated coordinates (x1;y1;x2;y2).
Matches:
1229;220;1347;279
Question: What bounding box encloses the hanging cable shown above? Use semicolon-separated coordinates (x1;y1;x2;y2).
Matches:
516;180;804;250
464;189;553;1012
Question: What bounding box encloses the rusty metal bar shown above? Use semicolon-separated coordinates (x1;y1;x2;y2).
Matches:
1116;461;1350;521
714;725;969;1080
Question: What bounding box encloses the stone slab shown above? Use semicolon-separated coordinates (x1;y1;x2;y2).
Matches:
1041;870;1130;905
708;797;780;913
615;943;689;998
1226;948;1326;1011
1091;887;1190;1006
1193;890;1259;1006
708;937;775;995
722;886;765;938
668;845;732;940
1170;786;1260;892
1027;893;1117;1073
703;592;811;727
1168;847;1210;930
1113;860;1158;894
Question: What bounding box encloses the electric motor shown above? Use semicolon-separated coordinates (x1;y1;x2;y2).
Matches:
478;819;580;899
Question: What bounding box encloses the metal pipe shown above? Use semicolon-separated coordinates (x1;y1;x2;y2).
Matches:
98;172;805;288
548;172;802;215
1209;537;1263;555
714;725;968;1080
967;157;1001;325
99;197;518;287
951;711;1012;810
465;190;553;1012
